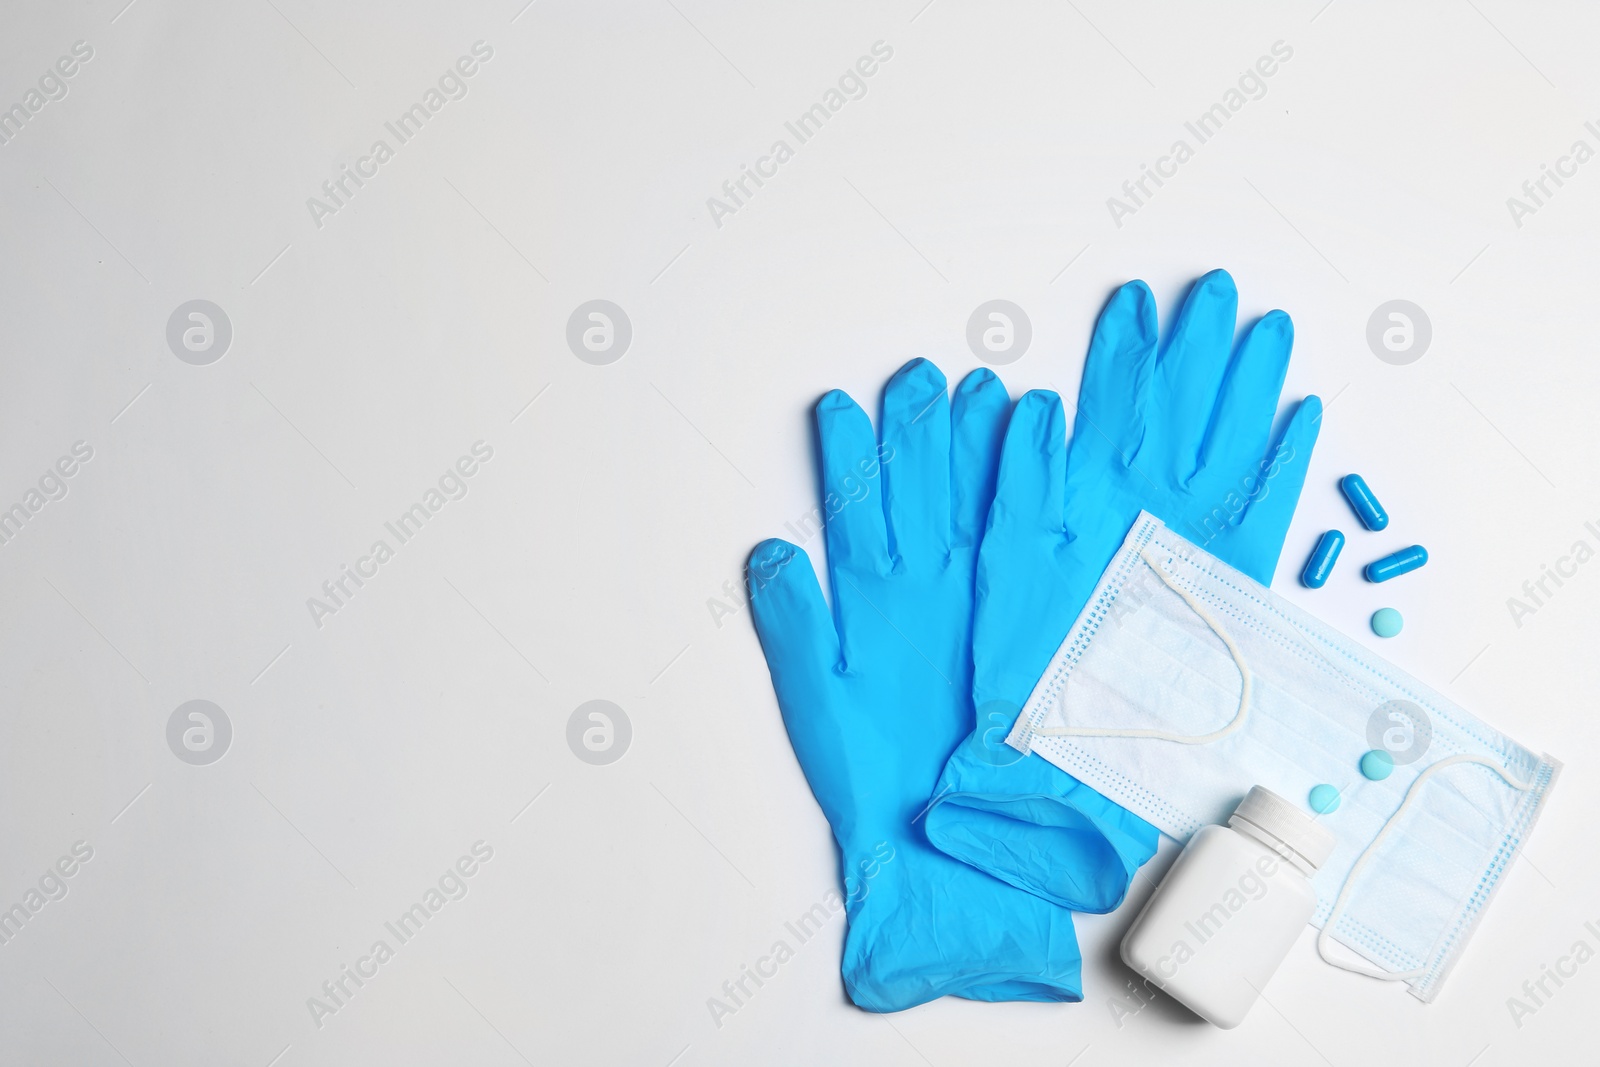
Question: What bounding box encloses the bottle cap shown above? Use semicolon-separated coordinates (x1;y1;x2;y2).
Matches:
1229;786;1336;872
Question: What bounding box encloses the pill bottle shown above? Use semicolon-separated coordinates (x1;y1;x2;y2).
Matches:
1120;786;1334;1028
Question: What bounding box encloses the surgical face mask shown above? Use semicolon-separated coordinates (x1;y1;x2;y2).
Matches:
1005;512;1559;1002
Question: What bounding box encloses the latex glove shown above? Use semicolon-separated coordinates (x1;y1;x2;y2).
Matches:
748;359;1082;1012
925;270;1323;912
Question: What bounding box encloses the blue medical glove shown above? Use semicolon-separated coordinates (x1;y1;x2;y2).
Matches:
748;358;1083;1013
925;270;1323;913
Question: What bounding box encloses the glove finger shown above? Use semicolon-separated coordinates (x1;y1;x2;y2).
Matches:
1151;269;1238;481
1198;309;1293;480
748;538;842;704
1233;395;1323;584
988;390;1066;537
1075;279;1157;466
816;389;891;575
1063;283;1162;535
950;367;1010;548
880;358;952;565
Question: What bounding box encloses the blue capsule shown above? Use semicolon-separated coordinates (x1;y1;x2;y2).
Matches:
1300;529;1345;588
1365;545;1428;583
1340;474;1389;531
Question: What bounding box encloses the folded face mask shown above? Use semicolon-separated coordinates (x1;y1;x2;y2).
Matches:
1005;512;1559;1002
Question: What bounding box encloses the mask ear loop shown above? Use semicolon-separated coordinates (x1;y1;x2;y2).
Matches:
1316;754;1536;981
1035;546;1252;745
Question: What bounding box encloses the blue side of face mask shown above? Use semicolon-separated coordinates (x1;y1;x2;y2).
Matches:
1011;513;1559;1000
747;359;1084;1012
924;269;1324;913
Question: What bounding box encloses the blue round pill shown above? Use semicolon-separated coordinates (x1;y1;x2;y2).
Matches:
1371;607;1403;638
1308;784;1341;814
1360;750;1395;781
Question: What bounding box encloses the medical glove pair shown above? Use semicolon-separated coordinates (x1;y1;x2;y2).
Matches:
748;270;1321;1011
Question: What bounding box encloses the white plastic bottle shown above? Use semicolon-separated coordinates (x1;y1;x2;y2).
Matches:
1120;786;1334;1028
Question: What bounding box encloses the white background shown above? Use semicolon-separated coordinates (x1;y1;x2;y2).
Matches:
0;0;1596;1064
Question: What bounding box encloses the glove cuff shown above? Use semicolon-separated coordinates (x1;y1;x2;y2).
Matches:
924;734;1161;913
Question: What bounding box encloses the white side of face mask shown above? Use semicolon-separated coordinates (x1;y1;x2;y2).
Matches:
1006;512;1560;1002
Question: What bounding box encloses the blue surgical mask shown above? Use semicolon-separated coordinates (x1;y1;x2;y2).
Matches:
1006;512;1560;1001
